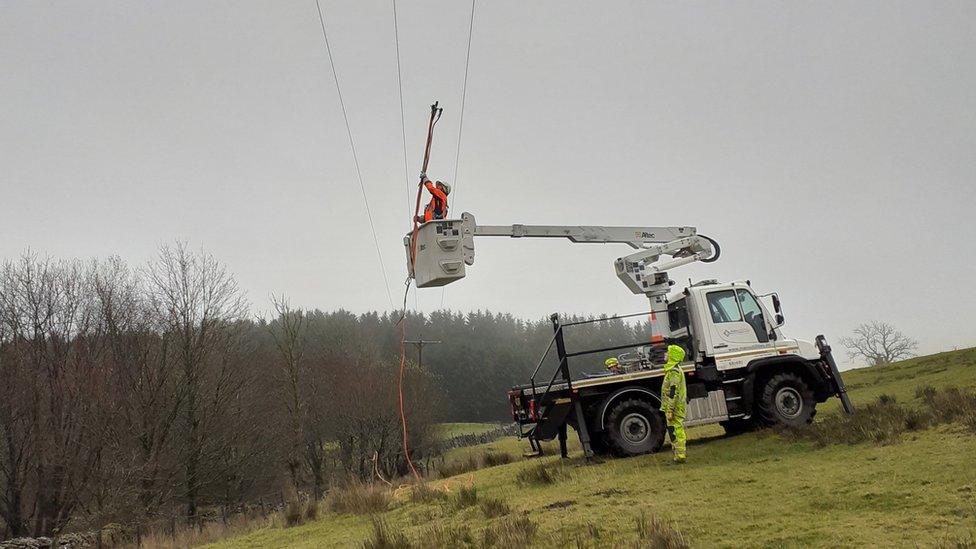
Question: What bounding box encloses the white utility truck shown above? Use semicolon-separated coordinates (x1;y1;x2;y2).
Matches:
405;214;853;458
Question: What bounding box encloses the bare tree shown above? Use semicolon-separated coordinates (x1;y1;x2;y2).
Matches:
268;296;307;494
92;257;181;519
145;242;247;521
841;321;918;366
0;253;110;536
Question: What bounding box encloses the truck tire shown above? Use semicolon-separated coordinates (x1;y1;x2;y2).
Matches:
605;398;665;456
757;372;815;427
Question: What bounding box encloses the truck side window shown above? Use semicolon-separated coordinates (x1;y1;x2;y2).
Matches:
668;299;689;331
706;290;742;323
736;290;769;343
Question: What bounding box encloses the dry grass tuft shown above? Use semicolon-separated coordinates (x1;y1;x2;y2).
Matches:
479;497;511;518
304;498;319;521
138;512;274;549
409;481;448;504
437;449;515;478
917;385;976;423
633;512;689;549
515;461;568;487
282;499;303;527
327;482;391;515
964;411;976;435
778;386;976;447
452;485;479;510
416;523;476;548
481;515;538;547
362;518;411;549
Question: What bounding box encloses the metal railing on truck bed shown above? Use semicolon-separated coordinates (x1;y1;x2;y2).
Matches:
515;310;672;459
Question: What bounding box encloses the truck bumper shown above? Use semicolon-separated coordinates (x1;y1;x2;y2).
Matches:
816;335;854;415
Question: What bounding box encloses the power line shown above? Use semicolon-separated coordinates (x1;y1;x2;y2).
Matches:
440;0;477;310
392;0;413;226
451;0;476;204
392;0;419;314
314;0;395;310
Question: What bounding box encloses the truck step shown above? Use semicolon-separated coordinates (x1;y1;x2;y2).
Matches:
725;395;742;401
723;378;745;384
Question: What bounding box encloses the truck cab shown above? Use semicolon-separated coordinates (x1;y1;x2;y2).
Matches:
673;280;821;368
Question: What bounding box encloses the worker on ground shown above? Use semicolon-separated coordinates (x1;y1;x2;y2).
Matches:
660;344;687;463
415;179;451;223
604;357;621;373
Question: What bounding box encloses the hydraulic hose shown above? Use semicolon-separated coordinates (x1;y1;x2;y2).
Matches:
700;234;721;263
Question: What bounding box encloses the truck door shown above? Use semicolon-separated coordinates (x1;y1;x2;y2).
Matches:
704;289;764;351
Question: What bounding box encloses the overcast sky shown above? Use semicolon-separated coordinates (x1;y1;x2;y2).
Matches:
2;1;974;366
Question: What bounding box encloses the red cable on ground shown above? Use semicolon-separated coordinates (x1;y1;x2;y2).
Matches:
398;319;421;481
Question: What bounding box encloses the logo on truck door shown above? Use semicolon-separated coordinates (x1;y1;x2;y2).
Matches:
722;327;751;337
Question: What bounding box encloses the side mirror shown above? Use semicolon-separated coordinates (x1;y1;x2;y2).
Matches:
772;294;782;314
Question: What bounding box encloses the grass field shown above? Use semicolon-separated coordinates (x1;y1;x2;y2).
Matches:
206;348;976;548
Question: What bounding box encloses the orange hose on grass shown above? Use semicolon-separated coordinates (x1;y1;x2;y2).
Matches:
398;317;421;481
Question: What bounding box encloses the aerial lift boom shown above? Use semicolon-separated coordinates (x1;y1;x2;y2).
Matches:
406;212;720;340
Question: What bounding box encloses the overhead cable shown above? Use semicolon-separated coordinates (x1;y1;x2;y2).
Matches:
315;0;395;309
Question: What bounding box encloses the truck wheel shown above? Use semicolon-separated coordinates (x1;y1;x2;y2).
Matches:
605;398;665;456
758;372;815;427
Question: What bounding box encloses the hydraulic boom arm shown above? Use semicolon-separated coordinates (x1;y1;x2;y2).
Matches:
464;213;719;296
406;212;720;339
473;223;700;249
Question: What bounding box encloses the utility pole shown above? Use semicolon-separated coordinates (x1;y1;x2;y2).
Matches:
403;337;442;368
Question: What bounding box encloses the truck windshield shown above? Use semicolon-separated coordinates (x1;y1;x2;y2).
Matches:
706;290;742;323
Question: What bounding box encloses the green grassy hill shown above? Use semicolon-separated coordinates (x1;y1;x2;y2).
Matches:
207;348;976;548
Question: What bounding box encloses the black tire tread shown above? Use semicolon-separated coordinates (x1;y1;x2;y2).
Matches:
757;372;815;427
605;398;665;457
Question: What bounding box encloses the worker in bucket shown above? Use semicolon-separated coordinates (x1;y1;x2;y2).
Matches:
660;344;687;463
415;179;451;223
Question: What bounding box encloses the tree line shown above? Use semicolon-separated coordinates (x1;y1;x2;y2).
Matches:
0;245;653;539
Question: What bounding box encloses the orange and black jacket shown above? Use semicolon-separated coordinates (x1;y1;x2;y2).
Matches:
423;180;448;222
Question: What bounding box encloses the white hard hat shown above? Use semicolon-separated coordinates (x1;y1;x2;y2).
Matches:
439;182;452;195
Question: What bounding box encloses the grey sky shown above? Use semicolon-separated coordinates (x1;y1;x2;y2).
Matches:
2;1;974;366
